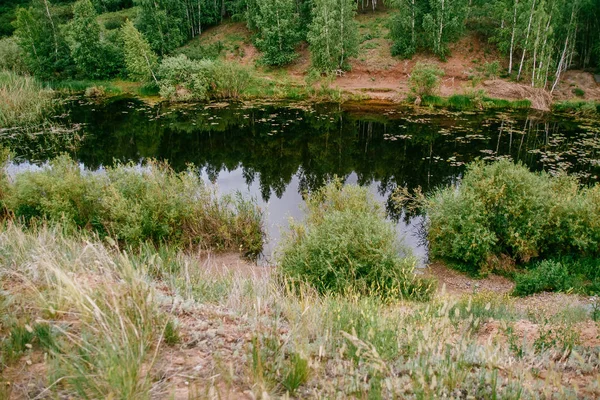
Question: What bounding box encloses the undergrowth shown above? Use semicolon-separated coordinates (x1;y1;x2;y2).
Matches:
401;160;600;276
278;180;435;300
1;153;264;256
0;70;55;128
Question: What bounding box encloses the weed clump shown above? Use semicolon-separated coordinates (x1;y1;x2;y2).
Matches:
278;181;435;300
157;55;252;101
0;70;55;127
513;260;576;296
417;160;600;275
5;154;264;256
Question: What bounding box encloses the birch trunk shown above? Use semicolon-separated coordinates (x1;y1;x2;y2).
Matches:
508;0;518;75
517;0;536;81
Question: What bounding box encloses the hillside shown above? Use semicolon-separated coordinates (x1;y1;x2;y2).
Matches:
179;11;600;110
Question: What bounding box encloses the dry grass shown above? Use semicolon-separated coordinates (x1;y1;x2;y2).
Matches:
1;221;600;399
0;70;55;128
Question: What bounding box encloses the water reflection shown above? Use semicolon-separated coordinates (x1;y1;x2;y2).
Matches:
2;98;599;263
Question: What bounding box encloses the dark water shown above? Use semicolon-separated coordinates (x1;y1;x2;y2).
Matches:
2;97;600;263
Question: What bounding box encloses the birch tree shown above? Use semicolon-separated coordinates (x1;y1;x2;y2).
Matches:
13;0;71;78
308;0;359;72
253;0;302;65
389;0;420;58
422;0;468;59
122;19;158;83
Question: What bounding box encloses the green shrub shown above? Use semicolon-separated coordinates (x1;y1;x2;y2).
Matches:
157;55;253;101
0;37;27;74
5;155;264;256
422;160;600;273
177;41;225;61
409;62;444;98
513;260;576;296
278;181;435;300
572;87;585;97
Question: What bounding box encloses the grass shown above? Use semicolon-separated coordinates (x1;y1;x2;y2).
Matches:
1;218;599;398
552;100;599;116
47;79;123;95
0;70;55;128
2;153;265;257
420;93;532;110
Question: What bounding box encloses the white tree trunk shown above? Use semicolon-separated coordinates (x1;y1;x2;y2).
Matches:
438;0;445;55
517;0;536;81
508;0;519;75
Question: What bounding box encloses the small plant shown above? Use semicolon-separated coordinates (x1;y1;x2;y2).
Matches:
281;352;310;395
513;260;576;296
572;87;585;97
84;85;106;99
409;62;444;99
163;319;180;345
483;61;501;79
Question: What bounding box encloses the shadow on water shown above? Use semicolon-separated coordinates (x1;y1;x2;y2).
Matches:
2;97;600;263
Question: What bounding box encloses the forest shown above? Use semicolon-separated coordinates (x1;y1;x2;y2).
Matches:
0;0;599;96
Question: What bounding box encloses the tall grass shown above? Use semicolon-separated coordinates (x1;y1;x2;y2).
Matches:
3;154;265;256
0;221;597;398
552;100;599;116
420;93;532;110
0;70;55;128
0;223;166;398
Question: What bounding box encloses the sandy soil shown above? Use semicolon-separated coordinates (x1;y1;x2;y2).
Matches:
193;19;600;111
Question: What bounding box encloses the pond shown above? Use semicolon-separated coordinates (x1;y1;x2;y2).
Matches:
2;97;600;264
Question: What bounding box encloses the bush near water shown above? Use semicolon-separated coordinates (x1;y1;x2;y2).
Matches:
0;153;264;256
420;160;600;291
279;180;436;300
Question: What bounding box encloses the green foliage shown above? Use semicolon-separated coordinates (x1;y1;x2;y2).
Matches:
156;55;211;100
0;37;27;73
13;0;74;78
513;260;576;296
552;100;600;116
252;0;301;66
0;70;55;127
422;0;468;59
134;0;186;55
92;0;132;13
4;154;265;256
390;0;468;59
177;41;225;60
133;0;242;55
279;181;435;300
307;0;360;72
572;87;585;97
389;0;420;58
64;0;124;79
121;19;157;82
409;61;444;97
157;55;252;101
423;160;600;272
97;6;138;30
